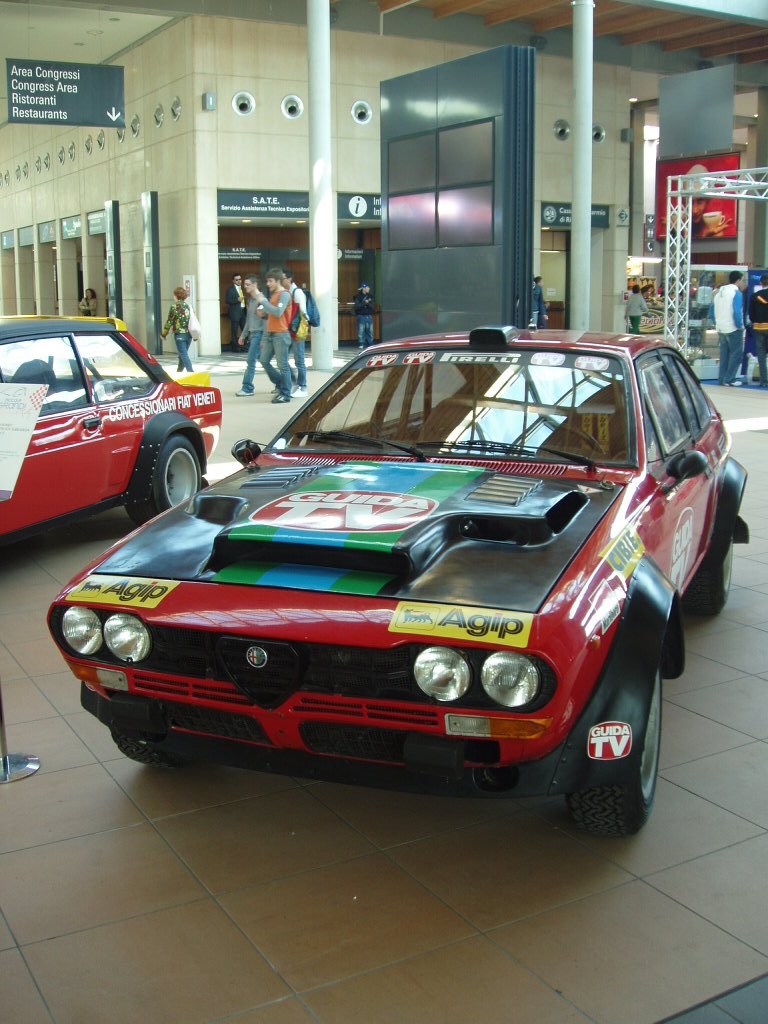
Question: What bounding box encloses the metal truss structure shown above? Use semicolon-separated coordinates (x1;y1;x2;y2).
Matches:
664;166;768;351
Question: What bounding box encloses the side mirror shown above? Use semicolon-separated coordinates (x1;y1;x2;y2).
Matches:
231;438;262;466
666;449;708;483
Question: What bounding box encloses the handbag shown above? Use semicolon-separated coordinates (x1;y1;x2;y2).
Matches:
187;306;202;342
294;313;310;342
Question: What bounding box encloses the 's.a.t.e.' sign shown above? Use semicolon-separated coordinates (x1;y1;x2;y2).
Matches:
6;59;125;128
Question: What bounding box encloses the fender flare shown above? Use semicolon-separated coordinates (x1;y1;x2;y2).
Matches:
703;456;748;565
125;412;207;510
547;556;678;796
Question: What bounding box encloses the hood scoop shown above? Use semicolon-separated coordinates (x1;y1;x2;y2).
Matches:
206;461;590;585
239;465;325;489
469;474;542;506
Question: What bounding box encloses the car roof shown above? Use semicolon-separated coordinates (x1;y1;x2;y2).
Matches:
374;327;671;361
0;316;129;342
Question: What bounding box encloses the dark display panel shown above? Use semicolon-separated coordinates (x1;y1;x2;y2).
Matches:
438;185;493;246
388;193;436;250
439;121;493;187
388;133;436;193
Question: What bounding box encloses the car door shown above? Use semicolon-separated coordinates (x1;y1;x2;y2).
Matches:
0;333;112;535
636;351;715;593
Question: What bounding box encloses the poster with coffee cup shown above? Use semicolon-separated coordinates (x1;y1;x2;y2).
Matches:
654;153;739;241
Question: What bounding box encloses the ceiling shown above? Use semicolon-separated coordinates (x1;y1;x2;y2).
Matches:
378;0;768;71
0;0;764;133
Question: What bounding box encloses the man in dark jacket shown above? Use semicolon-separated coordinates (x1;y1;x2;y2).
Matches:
354;282;374;349
224;273;246;351
749;274;768;389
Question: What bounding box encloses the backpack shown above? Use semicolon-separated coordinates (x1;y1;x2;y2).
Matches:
304;288;321;327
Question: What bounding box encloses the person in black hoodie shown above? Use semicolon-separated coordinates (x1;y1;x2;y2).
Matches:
749;274;768;389
354;282;374;349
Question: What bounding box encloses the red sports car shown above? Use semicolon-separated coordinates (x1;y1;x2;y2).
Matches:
47;326;747;835
1;316;221;542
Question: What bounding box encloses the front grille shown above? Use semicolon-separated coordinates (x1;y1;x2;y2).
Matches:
295;694;440;727
301;722;407;763
305;646;412;698
133;672;250;706
218;637;300;708
167;704;272;744
51;610;555;714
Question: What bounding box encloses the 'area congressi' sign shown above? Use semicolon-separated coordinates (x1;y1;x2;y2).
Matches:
6;59;125;128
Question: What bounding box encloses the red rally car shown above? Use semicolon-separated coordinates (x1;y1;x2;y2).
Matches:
0;316;221;542
47;326;748;835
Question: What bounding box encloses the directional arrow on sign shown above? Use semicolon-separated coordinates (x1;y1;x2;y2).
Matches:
107;107;121;122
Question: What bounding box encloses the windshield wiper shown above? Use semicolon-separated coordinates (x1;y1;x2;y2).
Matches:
419;438;596;469
294;430;427;461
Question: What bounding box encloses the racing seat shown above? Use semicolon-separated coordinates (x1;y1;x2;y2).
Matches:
10;358;57;389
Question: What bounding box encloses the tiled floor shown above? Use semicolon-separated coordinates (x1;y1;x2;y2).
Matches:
3;363;768;1024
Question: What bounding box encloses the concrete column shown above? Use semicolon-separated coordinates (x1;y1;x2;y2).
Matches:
307;0;337;370
57;237;80;317
628;106;646;261
16;240;35;314
754;88;768;268
34;241;57;315
570;0;594;331
0;248;18;315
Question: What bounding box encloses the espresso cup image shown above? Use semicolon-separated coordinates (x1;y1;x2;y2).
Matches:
703;211;726;230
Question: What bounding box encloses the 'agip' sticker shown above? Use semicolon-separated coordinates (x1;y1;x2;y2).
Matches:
66;575;180;608
389;601;533;648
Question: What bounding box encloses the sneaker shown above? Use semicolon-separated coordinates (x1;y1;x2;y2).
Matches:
727;380;743;387
271;393;291;403
293;386;307;397
235;388;254;397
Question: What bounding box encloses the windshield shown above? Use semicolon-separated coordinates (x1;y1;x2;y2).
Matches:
276;348;633;464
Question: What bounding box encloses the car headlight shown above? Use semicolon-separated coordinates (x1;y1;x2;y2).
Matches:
481;652;540;708
414;647;471;702
103;614;151;663
61;606;103;655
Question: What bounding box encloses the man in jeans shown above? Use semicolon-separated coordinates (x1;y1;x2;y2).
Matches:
235;274;266;397
256;268;294;404
354;282;374;349
282;269;307;398
714;270;746;387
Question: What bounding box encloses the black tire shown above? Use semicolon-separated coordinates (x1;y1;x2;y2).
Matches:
110;728;183;768
682;539;733;616
127;434;201;525
565;670;661;836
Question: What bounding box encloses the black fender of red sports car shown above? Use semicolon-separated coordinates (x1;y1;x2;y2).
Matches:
124;411;209;512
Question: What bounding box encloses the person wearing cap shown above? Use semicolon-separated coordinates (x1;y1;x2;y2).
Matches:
354;282;375;349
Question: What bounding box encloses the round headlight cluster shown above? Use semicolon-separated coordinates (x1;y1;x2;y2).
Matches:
414;647;471;702
62;607;103;655
481;652;540;707
60;608;151;663
103;614;152;662
413;646;541;707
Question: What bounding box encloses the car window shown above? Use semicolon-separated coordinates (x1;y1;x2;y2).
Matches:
661;354;701;436
665;353;713;435
0;336;88;415
74;333;156;403
638;357;690;455
280;348;633;464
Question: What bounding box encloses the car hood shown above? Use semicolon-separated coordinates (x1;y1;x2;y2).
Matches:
97;460;621;612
